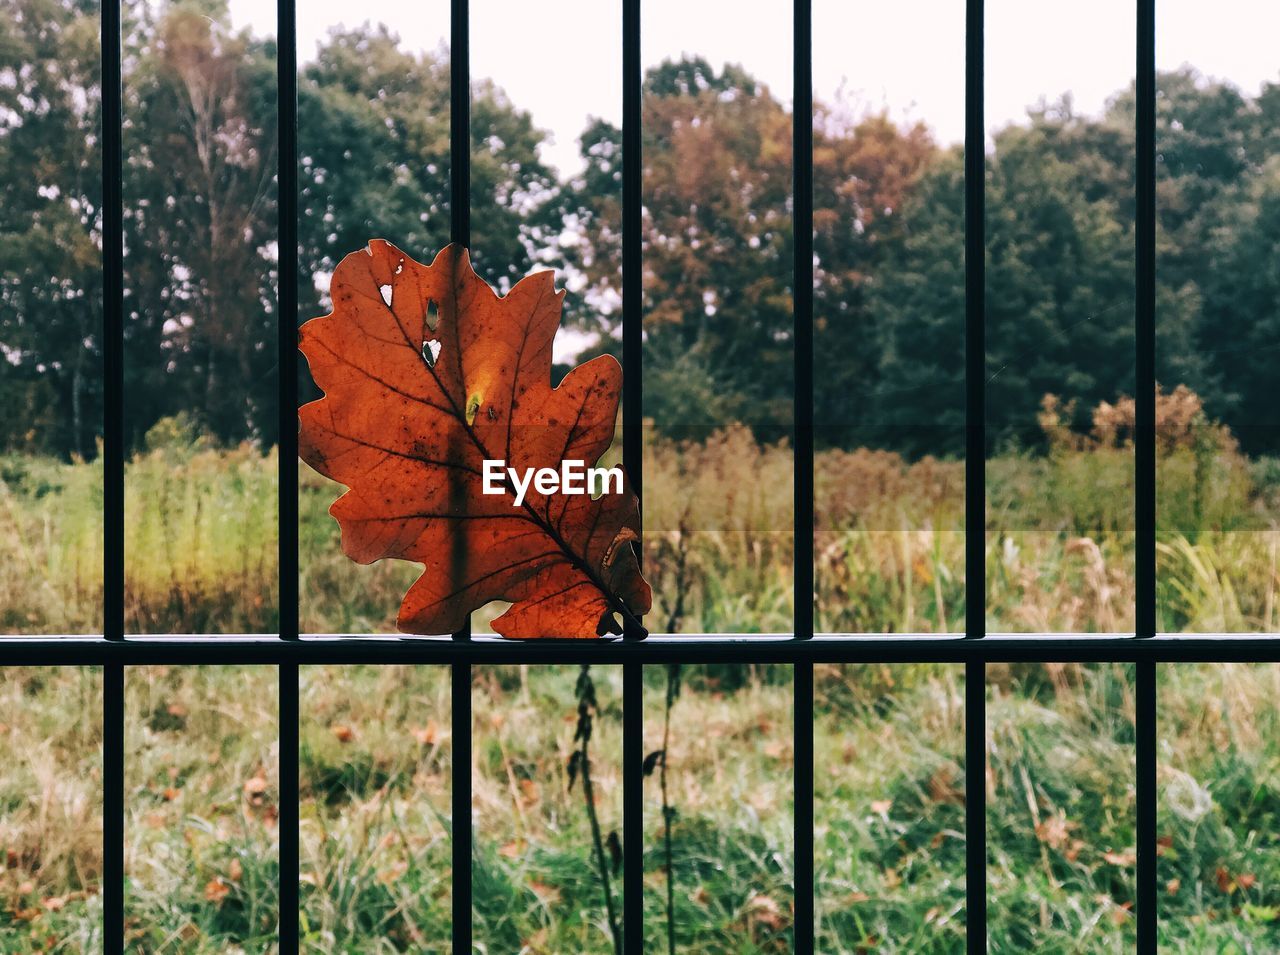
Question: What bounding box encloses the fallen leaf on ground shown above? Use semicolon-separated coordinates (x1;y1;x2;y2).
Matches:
1103;849;1136;867
203;879;231;905
746;893;784;930
528;880;562;905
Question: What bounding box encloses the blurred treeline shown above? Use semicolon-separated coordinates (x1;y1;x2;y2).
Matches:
3;0;1279;460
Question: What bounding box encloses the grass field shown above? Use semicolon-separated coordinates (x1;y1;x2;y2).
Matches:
2;663;1279;951
3;393;1280;637
3;396;1280;950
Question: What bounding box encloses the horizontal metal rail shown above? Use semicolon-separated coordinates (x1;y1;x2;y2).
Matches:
4;634;1278;665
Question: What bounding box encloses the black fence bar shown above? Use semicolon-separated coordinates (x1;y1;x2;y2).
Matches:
793;662;814;953
449;1;472;951
450;0;470;248
276;0;302;949
276;0;300;637
620;1;645;951
7;635;1279;666
100;0;125;950
102;660;124;955
1136;660;1156;951
622;662;644;954
621;7;642;514
449;661;471;953
1134;1;1156;642
963;660;984;951
963;0;987;950
963;14;985;639
277;662;299;951
792;10;814;639
1134;0;1158;950
792;0;816;950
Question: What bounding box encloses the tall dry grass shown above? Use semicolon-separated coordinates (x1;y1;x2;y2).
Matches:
3;387;1280;637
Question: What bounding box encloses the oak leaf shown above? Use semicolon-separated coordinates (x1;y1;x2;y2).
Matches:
299;241;651;638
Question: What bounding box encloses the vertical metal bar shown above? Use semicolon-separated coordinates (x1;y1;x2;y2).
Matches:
964;0;987;950
792;0;815;952
450;662;472;954
1135;0;1158;951
621;1;642;509
622;661;643;954
276;2;299;641
450;0;471;249
1136;660;1156;951
793;662;814;954
964;659;985;952
964;3;985;639
276;0;301;950
277;662;299;952
792;0;814;643
1135;0;1156;643
100;0;125;951
621;2;645;952
450;2;473;952
103;662;124;955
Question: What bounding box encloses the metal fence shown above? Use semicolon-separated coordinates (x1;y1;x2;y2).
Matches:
4;0;1276;952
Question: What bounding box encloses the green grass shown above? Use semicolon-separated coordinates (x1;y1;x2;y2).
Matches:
3;415;1280;949
4;664;1280;951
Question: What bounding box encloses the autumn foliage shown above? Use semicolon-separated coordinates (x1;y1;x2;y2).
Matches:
298;242;650;638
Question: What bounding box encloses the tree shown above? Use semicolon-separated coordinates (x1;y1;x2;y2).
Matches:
122;0;279;448
1199;157;1280;454
569;57;796;437
296;24;562;325
0;0;103;458
812;109;939;450
982;102;1137;450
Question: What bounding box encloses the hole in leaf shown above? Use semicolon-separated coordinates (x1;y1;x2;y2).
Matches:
422;339;442;369
425;298;440;331
379;284;393;307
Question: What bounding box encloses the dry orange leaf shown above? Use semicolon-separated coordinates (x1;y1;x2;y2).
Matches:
498;840;523;859
528;880;562;905
762;740;789;760
746;893;784;930
298;241;651;639
1103;849;1137;867
203;879;231;905
330;724;356;743
518;778;540;807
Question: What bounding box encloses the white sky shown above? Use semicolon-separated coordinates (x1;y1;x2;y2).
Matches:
230;0;1280;175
